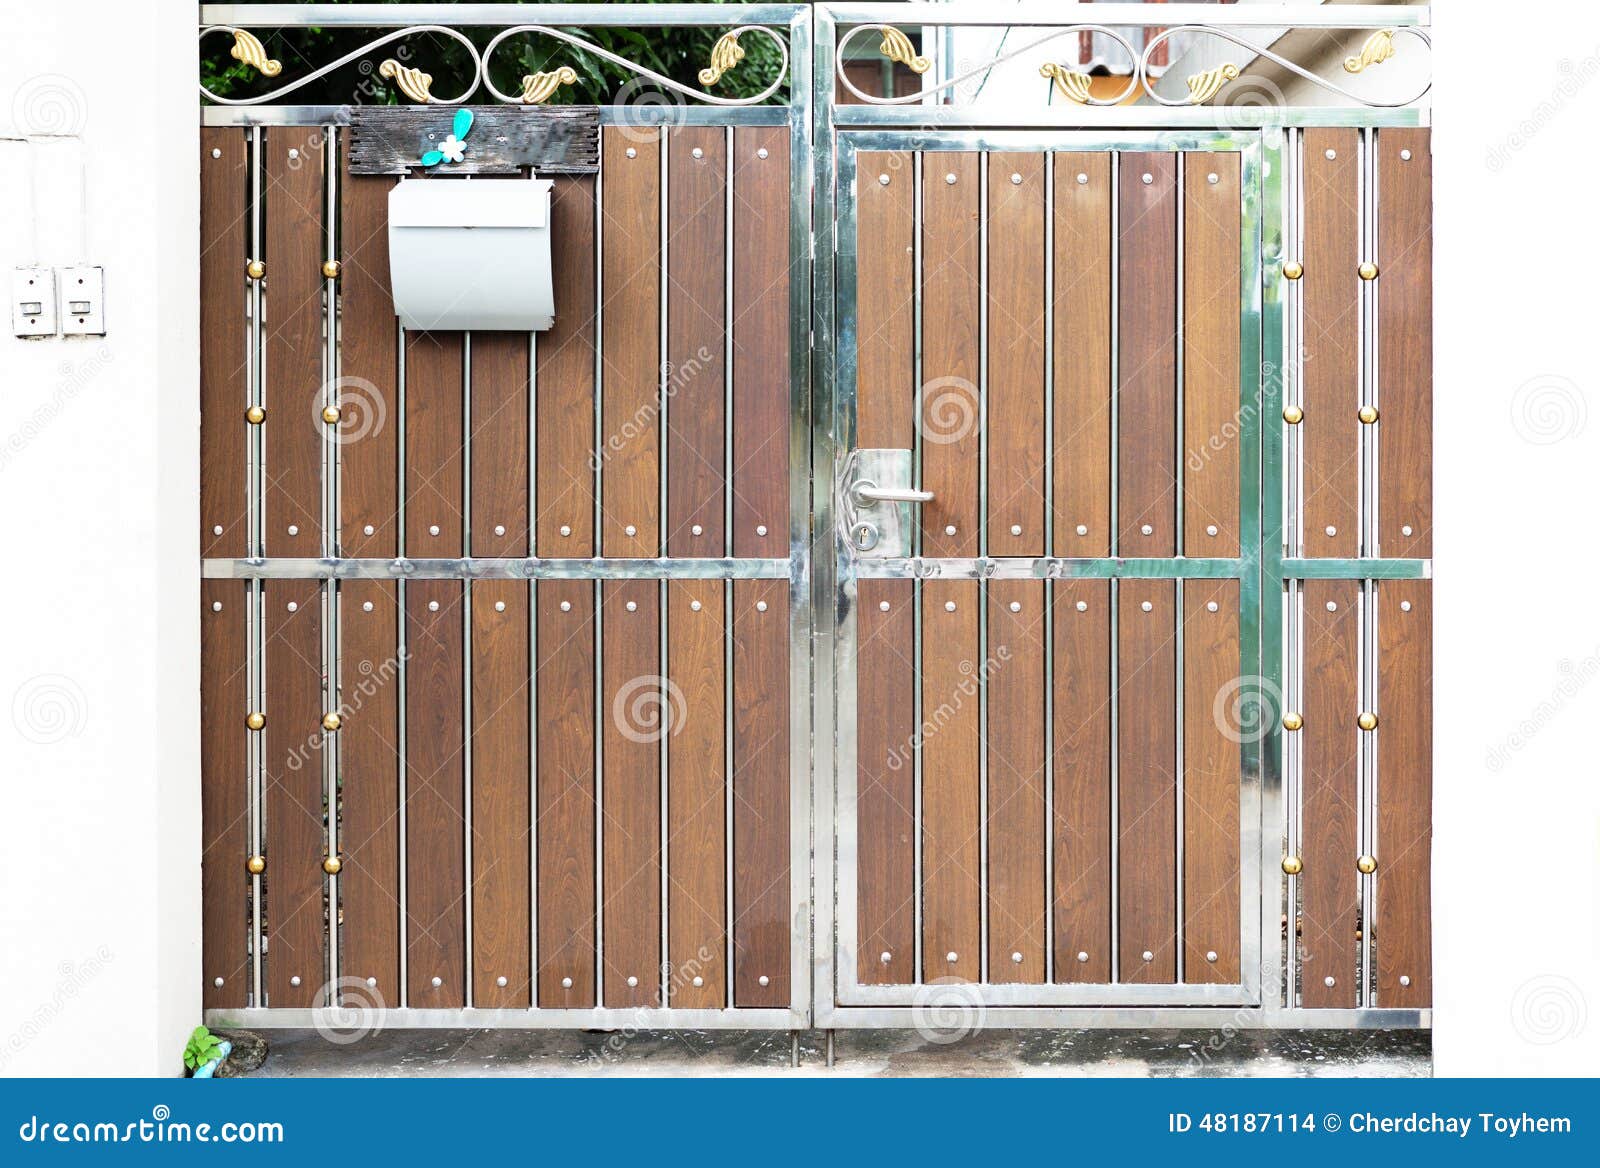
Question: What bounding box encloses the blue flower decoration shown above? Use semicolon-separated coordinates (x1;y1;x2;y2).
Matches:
422;108;474;168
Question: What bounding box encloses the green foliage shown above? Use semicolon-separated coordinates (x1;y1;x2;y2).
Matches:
182;1025;226;1072
200;0;787;107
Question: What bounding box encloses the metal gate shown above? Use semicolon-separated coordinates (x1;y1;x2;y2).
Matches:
198;3;1432;1034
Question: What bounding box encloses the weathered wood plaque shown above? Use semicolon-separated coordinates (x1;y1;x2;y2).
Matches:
349;106;599;175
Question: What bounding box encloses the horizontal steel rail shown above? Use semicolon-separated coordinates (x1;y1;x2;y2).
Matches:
202;106;791;127
202;4;807;27
820;3;1429;28
203;557;794;581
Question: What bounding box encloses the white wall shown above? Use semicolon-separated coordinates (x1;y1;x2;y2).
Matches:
0;0;198;1076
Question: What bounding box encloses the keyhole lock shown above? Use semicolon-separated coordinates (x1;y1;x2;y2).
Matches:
854;522;880;551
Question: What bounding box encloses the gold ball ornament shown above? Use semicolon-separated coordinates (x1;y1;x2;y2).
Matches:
246;711;266;731
1358;405;1380;425
322;259;341;279
1282;711;1304;732
1357;711;1379;731
321;405;341;425
322;855;343;875
1358;261;1379;280
1281;856;1304;876
1357;854;1378;875
245;405;266;425
246;259;265;280
1282;405;1304;425
1281;260;1304;280
246;854;266;875
322;712;342;732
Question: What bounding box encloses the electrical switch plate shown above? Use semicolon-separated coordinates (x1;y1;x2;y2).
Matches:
12;267;57;337
57;266;105;336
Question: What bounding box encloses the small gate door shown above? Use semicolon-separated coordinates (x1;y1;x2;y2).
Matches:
827;131;1268;1023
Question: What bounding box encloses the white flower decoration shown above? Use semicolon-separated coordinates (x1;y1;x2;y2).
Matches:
438;134;465;163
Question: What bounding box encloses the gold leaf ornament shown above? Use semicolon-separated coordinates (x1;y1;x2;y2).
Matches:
699;31;746;86
878;26;931;75
1185;62;1240;105
518;66;578;105
230;29;282;78
1343;30;1395;75
1040;62;1093;104
378;58;434;104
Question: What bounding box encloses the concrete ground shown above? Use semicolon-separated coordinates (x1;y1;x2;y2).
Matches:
238;1028;1430;1078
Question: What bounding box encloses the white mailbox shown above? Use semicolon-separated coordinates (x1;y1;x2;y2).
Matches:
388;176;555;331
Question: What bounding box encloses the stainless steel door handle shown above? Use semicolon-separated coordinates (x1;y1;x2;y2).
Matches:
852;480;935;505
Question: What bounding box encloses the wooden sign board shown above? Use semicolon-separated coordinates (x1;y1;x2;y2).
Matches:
349;106;600;175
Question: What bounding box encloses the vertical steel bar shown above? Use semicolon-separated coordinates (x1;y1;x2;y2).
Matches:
657;128;670;1005
594;143;608;1010
724;123;736;1003
976;149;990;986
1107;149;1121;984
462;332;474;1008
247;124;265;1007
912;150;925;984
323;124;341;999
527;329;539;993
394;203;409;1007
1174;150;1186;987
1042;147;1055;986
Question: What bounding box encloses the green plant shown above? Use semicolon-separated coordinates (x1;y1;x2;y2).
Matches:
183;1026;226;1072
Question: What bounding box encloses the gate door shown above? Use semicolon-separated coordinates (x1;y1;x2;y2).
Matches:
828;131;1268;1023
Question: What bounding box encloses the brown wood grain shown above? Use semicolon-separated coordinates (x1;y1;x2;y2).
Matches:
1183;579;1242;983
855;152;915;448
470;333;529;556
600;580;662;1007
536;580;595;1005
263;128;326;559
667;579;726;1007
1378;129;1432;559
1183;153;1242;554
200;129;248;559
597;129;656;557
1053;153;1112;558
986;580;1046;982
1302;129;1360;558
1118;578;1176;982
1377;581;1431;1006
263;580;326;1007
987;152;1047;557
1299;578;1359;1007
470;580;531;1007
1052;579;1112;983
404;579;465;1008
666;127;727;556
1118;153;1178;555
539;174;598;557
855;578;915;984
405;330;464;554
338;580;401;1003
732;578;790;1006
921;579;980;983
200;580;249;1008
920;151;980;557
337;158;399;558
731;127;791;560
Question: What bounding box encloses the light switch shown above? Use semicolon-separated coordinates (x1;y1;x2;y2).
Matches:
12;267;57;337
57;266;105;335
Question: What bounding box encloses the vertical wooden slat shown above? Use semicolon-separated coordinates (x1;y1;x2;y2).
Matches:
1183;578;1241;983
601;580;661;1007
1118;153;1178;555
263;580;325;1006
731;127;791;560
921;579;980;983
539;174;598;557
667;579;726;1006
470;335;529;557
920;151;980;557
856;578;915;984
1117;578;1176;983
405;579;465;1007
263;128;325;559
855;151;914;448
470;579;531;1008
986;580;1046;982
597;131;655;557
666;126;726;556
1299;578;1359;1007
1377;581;1431;1006
338;163;399;557
201;581;249;1007
1053;153;1112;558
1301;128;1360;558
536;580;595;1006
1377;129;1432;559
987;152;1046;557
1052;579;1112;983
200;129;248;559
404;330;464;555
732;578;789;1005
1183;152;1241;554
338;579;401;1002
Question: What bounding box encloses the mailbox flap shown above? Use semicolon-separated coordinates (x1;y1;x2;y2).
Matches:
389;177;552;229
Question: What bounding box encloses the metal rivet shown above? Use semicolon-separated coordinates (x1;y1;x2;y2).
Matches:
945;951;958;964
878;173;890;186
878;600;890;612
1141;173;1153;185
625;147;637;159
290;975;301;987
496;975;507;987
692;524;704;536
1077;951;1089;963
1141;601;1153;612
1008;600;1021;613
211;600;223;612
430;975;442;988
1206;600;1219;613
1325;975;1337;988
1400;149;1412;161
758;975;770;986
944;600;956;612
692;975;704;987
756;600;769;612
757;147;769;160
756;524;768;536
1282;855;1303;875
560;524;571;537
626;600;638;612
288;148;300;161
362;601;374;612
1400;600;1412;613
561;976;572;989
1010;172;1022;185
494;524;506;536
366;977;377;987
692;147;704;159
213;975;224;987
1399;974;1412;986
1141;523;1153;536
945;524;957;536
213;524;224;535
1076;601;1088;612
286;601;298;613
1076;172;1089;185
1326;601;1338;612
428;600;440;612
560;600;572;612
944;172;957;185
1206;524;1218;537
287;524;299;536
1142;950;1154;962
880;951;892;964
1401;524;1414;537
624;524;637;537
1076;524;1088;536
211;147;222;159
1010;523;1022;536
1011;951;1023;963
1282;712;1304;732
1324;525;1337;537
1206;950;1218;963
627;975;639;987
363;524;375;536
429;524;440;536
494;600;506;613
1207;172;1218;185
691;599;703;612
1325;148;1337;160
